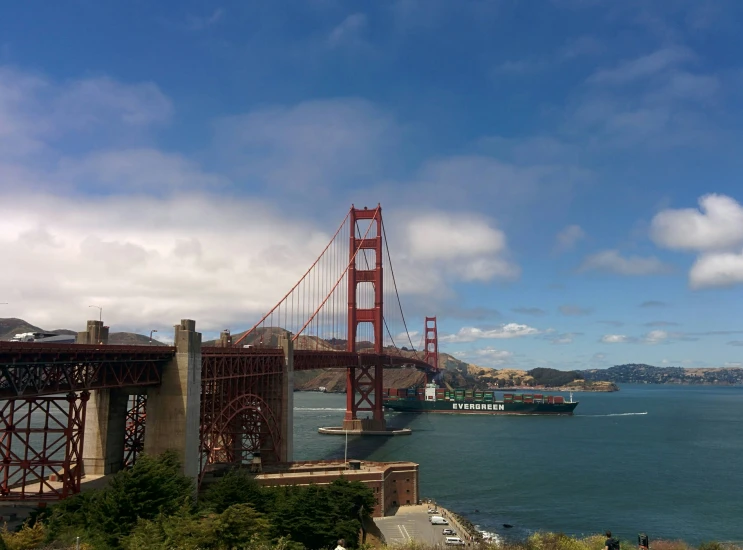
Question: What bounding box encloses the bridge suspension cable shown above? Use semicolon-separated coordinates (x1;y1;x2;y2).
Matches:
233;205;426;364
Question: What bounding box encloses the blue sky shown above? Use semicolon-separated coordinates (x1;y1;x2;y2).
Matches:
2;0;743;370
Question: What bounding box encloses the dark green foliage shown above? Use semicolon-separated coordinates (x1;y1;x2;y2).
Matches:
45;451;193;549
528;368;582;387
202;472;375;549
201;469;271;514
125;502;271;550
89;450;193;547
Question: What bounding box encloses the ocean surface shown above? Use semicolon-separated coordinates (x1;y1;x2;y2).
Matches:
292;385;743;544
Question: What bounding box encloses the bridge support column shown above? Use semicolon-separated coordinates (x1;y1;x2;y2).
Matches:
76;320;109;345
143;320;202;480
279;334;294;462
82;389;129;476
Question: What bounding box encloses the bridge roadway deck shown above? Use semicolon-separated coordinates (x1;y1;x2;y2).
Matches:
0;342;437;399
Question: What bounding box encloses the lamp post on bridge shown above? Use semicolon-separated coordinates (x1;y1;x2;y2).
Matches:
88;305;102;322
149;329;157;345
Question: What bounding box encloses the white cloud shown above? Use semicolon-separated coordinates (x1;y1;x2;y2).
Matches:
54;77;172;129
650;194;743;289
579;249;671;276
689;250;743;289
571;46;720;150
644;330;668;344
601;334;636;344
587;46;696;85
56;149;229;192
328;13;368;47
473;347;513;366
549;332;580;345
387;211;519;295
0;66;171;161
0;193;334;332
213;99;397;194
441;323;539;343
650;194;743;252
554;224;585;254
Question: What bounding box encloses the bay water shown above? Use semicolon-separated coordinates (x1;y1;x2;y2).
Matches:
293;385;743;544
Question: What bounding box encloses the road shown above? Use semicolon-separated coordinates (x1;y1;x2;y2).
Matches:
374;504;466;547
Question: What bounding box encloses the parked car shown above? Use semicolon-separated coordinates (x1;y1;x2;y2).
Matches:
427;508;439;514
442;529;456;536
445;537;465;546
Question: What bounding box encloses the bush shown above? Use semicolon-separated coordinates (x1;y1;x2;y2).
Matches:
44;451;193;549
0;522;45;550
125;503;271;550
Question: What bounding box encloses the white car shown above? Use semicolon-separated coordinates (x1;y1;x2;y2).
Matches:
445;537;465;546
427;508;439;514
442;529;456;536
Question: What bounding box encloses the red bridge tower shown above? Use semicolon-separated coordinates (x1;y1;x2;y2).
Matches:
344;205;386;432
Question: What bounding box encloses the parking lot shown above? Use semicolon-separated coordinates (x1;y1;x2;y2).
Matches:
374;504;467;547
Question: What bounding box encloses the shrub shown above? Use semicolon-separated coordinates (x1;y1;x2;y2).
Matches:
0;521;45;550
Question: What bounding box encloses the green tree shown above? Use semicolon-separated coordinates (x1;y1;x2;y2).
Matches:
90;451;193;547
201;469;272;514
126;503;271;550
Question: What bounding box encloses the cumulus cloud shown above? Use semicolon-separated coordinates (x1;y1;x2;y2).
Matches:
554;224;585;254
688;250;743;289
651;194;743;252
651;194;743;289
0;194;335;332
579;249;671;276
441;323;540;343
397;211;520;291
601;334;636;344
644;330;668;344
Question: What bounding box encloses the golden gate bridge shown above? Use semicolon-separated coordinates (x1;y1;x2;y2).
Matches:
0;204;441;501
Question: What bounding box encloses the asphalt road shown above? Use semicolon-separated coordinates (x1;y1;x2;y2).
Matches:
374;505;465;547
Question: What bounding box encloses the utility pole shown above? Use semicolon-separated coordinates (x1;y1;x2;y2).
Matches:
88;305;102;322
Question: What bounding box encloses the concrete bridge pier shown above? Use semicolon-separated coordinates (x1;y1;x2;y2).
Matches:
279;334;294;462
82;389;129;475
143;320;202;479
76;320;109;345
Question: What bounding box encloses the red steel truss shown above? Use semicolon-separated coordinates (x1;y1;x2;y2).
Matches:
199;347;284;484
423;317;439;369
0;342;172;398
123;394;147;468
345;205;385;426
0;391;88;500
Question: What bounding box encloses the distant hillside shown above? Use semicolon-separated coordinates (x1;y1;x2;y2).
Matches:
1;318;166;346
0;318;44;340
582;363;743;385
109;332;168;346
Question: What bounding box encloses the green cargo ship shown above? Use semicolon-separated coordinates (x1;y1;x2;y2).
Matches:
383;384;578;415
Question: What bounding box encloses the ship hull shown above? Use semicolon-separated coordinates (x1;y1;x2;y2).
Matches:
384;398;578;415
